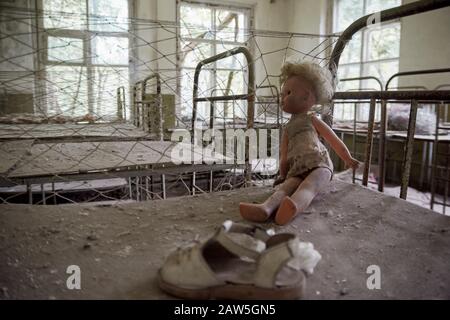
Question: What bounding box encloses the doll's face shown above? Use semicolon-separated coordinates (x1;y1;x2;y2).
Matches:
281;76;316;114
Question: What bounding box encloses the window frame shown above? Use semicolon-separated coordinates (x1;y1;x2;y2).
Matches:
176;0;253;121
332;0;401;121
36;0;132;116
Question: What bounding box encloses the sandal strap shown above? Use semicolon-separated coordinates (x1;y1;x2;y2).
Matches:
214;221;272;260
254;234;300;288
222;220;272;241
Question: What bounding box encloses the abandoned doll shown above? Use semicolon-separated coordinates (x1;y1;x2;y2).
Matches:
240;61;359;225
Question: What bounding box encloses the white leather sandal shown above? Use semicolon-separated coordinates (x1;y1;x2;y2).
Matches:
157;220;320;300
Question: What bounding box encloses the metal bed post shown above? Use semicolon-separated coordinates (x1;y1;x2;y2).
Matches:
400;100;418;200
41;184;45;205
52;182;56;205
335;90;450;201
352;102;357;184
329;0;450;87
192;46;255;186
333;25;450;191
133;81;143;128
328;0;450;133
27;182;32;204
430;104;440;210
142;73;163;141
339;77;383;187
117;86;126;121
385;69;450;199
362;98;376;187
161;174;166;199
430;101;450;213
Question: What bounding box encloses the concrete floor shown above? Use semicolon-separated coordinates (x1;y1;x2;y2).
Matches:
0;180;449;299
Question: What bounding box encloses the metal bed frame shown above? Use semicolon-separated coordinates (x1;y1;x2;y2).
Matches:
333;77;450;214
192;46;256;184
328;0;450;202
131;73;163;140
117;86;126;121
4;1;450;207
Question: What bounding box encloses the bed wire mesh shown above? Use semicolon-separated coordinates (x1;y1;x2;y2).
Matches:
3;2;448;214
0;3;342;205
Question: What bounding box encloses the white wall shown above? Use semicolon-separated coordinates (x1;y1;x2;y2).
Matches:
287;0;329;63
398;0;450;89
131;0;302;115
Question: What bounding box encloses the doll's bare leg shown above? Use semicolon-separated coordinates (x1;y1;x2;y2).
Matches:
240;177;302;222
275;168;331;225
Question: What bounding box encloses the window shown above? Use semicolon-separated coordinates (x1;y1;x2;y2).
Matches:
39;0;129;120
177;1;251;124
333;0;401;121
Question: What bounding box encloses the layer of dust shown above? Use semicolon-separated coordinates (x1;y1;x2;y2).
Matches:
0;180;449;300
336;169;450;216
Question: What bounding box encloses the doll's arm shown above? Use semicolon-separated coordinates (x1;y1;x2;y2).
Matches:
274;130;289;186
311;116;360;170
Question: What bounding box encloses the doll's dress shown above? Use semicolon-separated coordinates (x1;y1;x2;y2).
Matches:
285;112;333;179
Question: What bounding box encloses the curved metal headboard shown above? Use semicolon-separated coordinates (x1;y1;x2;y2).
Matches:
142;73;162;140
192;46;255;131
329;0;450;78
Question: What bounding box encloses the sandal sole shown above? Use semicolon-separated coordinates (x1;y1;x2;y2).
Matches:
157;270;306;300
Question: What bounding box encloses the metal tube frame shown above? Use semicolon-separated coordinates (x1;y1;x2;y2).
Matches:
117;86;126;121
192;46;255;185
328;2;450;194
142;73;163;141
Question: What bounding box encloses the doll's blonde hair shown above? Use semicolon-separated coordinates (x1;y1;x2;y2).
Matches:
280;61;335;105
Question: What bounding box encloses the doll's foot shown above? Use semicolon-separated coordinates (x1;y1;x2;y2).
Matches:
275;197;299;225
239;202;271;222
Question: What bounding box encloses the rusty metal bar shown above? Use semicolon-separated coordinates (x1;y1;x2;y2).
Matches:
193;46;255;130
41;183;46;205
430;102;443;210
400;100;419;200
132;80;143;127
389;86;428;90
362;98;376;187
195;94;248;102
142;73;163;140
333;90;450;100
117;86;126;120
192;46;255;184
27;182;32;204
340;76;383;91
352;103;357;184
329;0;450;78
378;99;387;192
445;146;449;214
386;68;450;90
